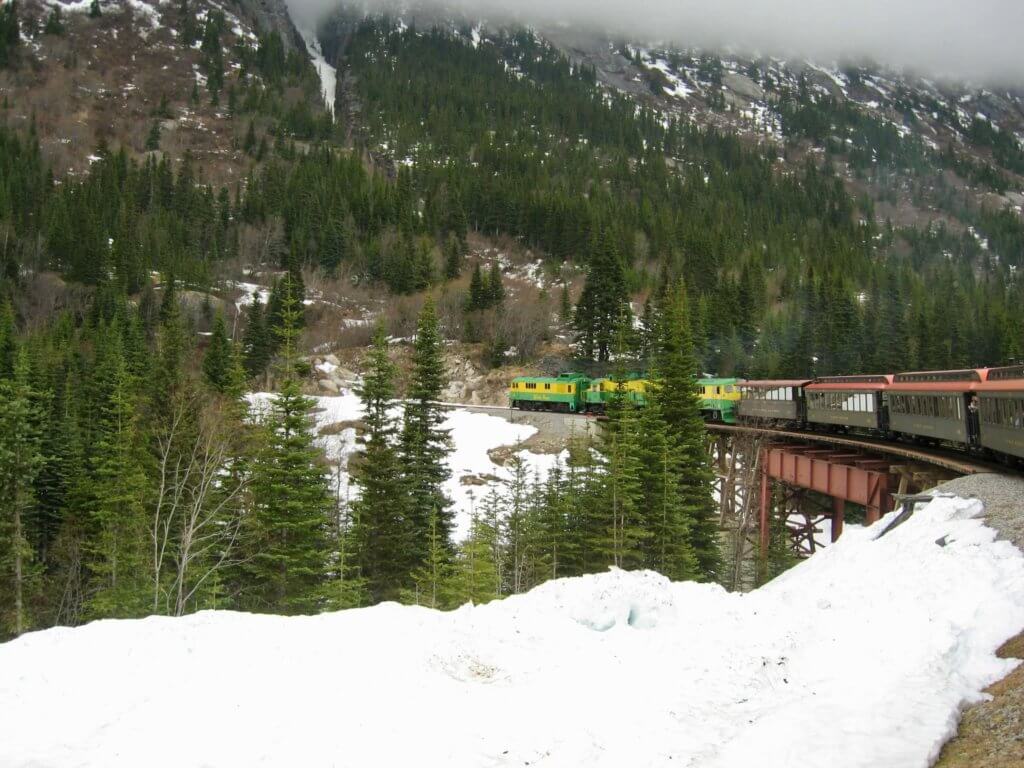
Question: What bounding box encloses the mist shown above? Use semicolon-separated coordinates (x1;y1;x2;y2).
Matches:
286;0;1024;84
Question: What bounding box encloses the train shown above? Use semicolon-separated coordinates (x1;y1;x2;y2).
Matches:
508;366;1024;465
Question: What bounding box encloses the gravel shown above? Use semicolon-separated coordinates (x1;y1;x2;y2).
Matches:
934;472;1024;551
932;472;1024;767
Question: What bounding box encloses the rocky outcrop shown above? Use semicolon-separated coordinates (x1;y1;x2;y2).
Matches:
236;0;306;53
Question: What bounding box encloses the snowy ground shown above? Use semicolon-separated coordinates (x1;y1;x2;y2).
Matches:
248;389;561;538
1;495;1022;767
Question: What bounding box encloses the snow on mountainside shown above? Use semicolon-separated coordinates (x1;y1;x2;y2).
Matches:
1;495;1021;767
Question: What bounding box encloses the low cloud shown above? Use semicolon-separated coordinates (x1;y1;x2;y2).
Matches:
287;0;1024;84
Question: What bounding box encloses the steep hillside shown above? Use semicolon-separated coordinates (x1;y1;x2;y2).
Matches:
0;0;329;183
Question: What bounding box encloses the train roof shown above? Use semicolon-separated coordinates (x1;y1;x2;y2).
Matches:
697;377;743;385
738;379;812;389
511;372;590;382
975;365;1024;393
889;368;988;392
806;374;893;391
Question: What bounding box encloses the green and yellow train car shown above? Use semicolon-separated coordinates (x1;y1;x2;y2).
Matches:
698;378;742;423
509;372;590;412
584;377;649;413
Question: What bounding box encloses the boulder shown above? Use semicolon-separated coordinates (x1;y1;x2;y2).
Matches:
318;379;340;394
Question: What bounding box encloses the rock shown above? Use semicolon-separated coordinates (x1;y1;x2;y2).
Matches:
324;354;341;366
318;379;340;394
723;72;764;102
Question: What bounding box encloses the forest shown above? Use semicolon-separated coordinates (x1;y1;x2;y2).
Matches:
0;7;1021;639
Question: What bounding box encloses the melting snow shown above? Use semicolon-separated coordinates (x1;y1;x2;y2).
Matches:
248;390;558;539
0;496;1021;767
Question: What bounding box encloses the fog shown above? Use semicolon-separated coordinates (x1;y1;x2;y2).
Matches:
286;0;1024;84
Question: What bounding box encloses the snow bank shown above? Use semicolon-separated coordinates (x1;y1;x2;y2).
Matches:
2;496;1022;768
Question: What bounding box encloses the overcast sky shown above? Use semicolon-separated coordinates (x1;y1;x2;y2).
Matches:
288;0;1024;83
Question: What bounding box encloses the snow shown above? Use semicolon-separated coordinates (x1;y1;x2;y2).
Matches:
229;281;270;309
248;390;558;538
1;495;1021;767
295;27;336;118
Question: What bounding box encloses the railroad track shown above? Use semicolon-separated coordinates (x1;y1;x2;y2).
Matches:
704;423;1008;476
444;402;1018;477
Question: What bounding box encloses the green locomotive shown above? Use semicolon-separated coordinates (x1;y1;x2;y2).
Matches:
509;372;739;421
508;372;590;412
697;378;742;424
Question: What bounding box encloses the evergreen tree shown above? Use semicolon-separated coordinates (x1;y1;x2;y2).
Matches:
84;333;150;619
241;280;331;614
443;233;463;280
43;6;64;35
242;293;272;378
0;349;44;637
487;262;505;306
450;511;500;606
88;0;101;18
468;262;487;310
654;283;721;582
350;323;409;603
145;121;161;152
400;298;453;572
404;507;454;609
202;313;233;393
574;229;630;361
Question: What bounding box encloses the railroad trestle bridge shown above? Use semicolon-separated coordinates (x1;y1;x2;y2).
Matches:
706;424;996;589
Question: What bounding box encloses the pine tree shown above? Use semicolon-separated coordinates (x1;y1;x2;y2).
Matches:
400;298;453;572
443;233;462;280
449;511;500;606
145;121;161;151
487;262;504;306
468;262;487;310
242;293;271;378
88;0;102;19
84;333;150;619
350;323;409;603
574;229;630;361
43;6;64;35
202;313;233;392
654;283;721;582
0;349;44;637
596;374;648;569
241;280;332;614
404;507;454;609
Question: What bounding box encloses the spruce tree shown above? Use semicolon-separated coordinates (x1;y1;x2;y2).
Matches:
574;229;630;361
350;323;409;603
84;332;150;619
202;313;233;392
596;372;647;570
242;293;271;379
400;298;453;572
449;511;500;606
654;283;721;582
145;121;161;151
468;263;487;310
0;349;44;637
242;278;332;614
487;262;504;306
242;280;327;618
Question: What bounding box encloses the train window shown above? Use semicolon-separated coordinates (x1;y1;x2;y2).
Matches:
544;383;551;390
